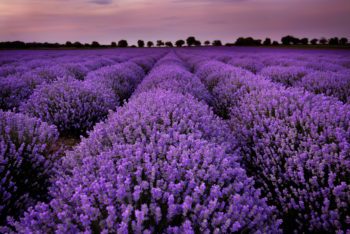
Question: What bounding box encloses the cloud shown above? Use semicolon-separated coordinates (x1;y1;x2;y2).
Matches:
90;0;113;5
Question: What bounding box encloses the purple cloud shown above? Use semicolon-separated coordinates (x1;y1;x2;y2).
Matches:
90;0;113;5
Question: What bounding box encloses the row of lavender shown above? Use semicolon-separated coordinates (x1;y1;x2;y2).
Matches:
188;48;350;104
0;50;165;228
1;52;282;233
0;50;161;111
177;50;350;232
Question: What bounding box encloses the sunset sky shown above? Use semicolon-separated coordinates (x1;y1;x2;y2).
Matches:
1;0;349;44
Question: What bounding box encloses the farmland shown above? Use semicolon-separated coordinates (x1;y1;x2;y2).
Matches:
1;47;350;233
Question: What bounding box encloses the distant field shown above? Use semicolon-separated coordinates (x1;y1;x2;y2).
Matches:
1;47;349;233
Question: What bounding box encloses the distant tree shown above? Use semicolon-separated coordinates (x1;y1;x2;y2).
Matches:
84;43;90;47
235;37;261;46
319;37;327;45
186;36;197;46
300;38;309;45
91;41;100;48
118;40;128;47
73;41;83;48
0;41;26;49
156;40;164;47
165;41;173;47
147;41;154;47
111;41;117;47
340;37;348;45
212;40;222;46
65;41;73;47
281;35;294;45
194;40;201;46
175;40;185;47
310;39;318;45
137;40;145;48
225;43;235;47
290;37;300;45
263;38;271;46
329;37;339;45
272;41;279;46
255;39;262;45
204;40;210;46
235;37;247;45
131;45;137;48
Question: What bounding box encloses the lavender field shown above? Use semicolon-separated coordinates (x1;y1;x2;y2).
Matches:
1;47;350;233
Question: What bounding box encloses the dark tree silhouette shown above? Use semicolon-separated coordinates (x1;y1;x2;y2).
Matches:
73;41;83;48
329;37;339;45
91;41;100;48
118;40;128;47
263;38;271;46
165;41;173;47
235;37;247;45
310;39;318;45
291;37;300;45
212;40;222;46
65;41;73;47
300;38;309;45
186;36;196;46
156;40;164;47
319;38;327;45
0;41;26;49
340;37;348;45
2;35;348;50
131;45;137;48
235;37;261;46
281;35;294;45
147;41;154;47
194;40;201;46
137;40;145;48
175;40;185;47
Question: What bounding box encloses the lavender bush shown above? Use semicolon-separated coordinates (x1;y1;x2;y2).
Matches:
64;63;89;80
129;56;157;72
135;64;212;103
0;76;35;110
0;111;59;224
229;87;350;232
259;65;310;86
227;57;264;73
20;79;118;136
7;89;280;233
86;62;145;101
62;89;235;167
297;70;350;103
188;58;350;232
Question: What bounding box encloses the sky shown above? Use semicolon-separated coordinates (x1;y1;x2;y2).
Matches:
0;0;349;45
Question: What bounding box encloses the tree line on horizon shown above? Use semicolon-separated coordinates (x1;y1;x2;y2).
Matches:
0;35;349;49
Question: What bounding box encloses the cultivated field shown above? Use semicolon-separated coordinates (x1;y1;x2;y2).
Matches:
1;47;349;233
